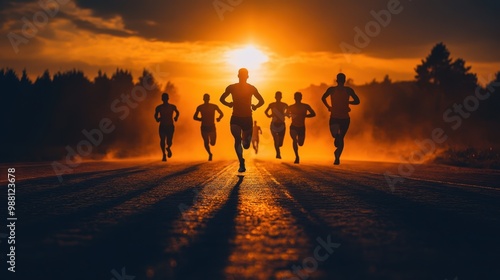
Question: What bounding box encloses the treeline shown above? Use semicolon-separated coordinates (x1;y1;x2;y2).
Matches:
0;68;176;161
301;43;500;167
1;43;499;165
377;43;499;148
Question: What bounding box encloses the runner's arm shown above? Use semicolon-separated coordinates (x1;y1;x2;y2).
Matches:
216;106;224;122
284;107;291;118
349;88;360;105
321;88;332;111
251;90;265;111
264;104;272;118
174;106;180;122
220;86;233;108
154;106;160;122
306;105;316;118
193;107;202;122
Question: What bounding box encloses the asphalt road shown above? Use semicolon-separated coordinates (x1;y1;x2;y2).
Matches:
1;159;500;280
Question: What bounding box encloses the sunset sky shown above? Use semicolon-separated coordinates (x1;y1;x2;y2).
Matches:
1;0;499;96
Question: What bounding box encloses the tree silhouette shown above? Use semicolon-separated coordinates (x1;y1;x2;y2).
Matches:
164;80;179;102
416;42;452;88
415;42;477;94
0;67;174;161
486;71;500;91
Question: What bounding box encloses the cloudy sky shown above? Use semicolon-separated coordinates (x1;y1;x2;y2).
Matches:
1;0;499;95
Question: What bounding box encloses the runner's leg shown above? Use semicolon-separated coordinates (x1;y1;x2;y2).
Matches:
290;127;300;163
272;131;280;158
297;128;305;147
334;119;350;164
166;126;174;158
159;126;166;161
278;127;285;147
202;129;211;157
210;128;217;146
242;128;252;149
231;124;244;163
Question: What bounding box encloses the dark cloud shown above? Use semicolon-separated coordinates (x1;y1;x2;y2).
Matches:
58;12;136;37
1;0;500;61
68;0;500;60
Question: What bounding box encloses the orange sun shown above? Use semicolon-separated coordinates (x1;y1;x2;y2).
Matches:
226;45;269;71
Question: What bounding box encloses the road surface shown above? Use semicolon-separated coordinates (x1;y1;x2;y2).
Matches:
1;159;500;280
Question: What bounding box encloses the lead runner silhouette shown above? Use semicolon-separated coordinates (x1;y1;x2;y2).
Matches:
220;68;265;172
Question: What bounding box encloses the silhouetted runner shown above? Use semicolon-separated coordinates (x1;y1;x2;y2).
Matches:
252;121;262;154
264;91;288;159
321;73;360;165
155;93;179;162
193;93;224;161
220;68;265;172
286;92;316;164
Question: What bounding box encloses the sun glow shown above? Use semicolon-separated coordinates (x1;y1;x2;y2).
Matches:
226;45;269;71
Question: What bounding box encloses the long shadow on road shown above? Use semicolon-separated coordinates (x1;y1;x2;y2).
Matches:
19;166;147;198
168;175;243;280
16;164;205;280
265;163;370;280
278;163;500;279
19;164;203;239
20;170;243;280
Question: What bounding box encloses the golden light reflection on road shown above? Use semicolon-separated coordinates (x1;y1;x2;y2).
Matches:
225;162;312;280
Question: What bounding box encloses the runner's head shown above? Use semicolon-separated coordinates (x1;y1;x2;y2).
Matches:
254;120;257;125
203;93;210;103
294;92;302;102
337;73;346;85
162;93;169;102
238;68;249;82
275;91;282;101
